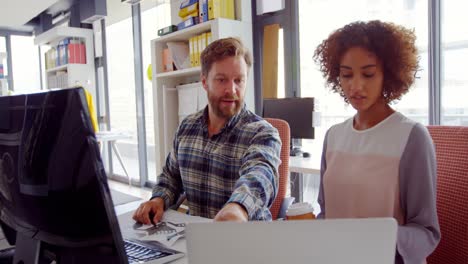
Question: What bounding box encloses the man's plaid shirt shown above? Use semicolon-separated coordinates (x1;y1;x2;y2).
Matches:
151;105;281;220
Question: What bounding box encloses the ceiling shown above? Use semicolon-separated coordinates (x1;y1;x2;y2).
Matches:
0;0;170;34
0;0;62;32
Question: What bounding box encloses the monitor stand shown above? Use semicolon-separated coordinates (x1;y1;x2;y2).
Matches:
290;139;310;157
13;233;42;264
12;232;120;263
290;138;303;157
290;146;303;157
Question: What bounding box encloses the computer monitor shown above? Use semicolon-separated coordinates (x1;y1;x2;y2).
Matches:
0;88;127;263
262;97;315;156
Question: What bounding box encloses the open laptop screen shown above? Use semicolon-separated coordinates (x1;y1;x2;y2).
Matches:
187;218;397;264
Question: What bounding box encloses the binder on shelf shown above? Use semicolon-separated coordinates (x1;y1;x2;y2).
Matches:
68;40;86;64
193;35;199;66
196;34;203;66
199;32;207;61
158;25;177;36
162;48;174;72
179;0;198;19
179;0;199;10
177;16;199;30
198;0;209;23
223;0;235;19
208;0;235;20
59;38;72;65
189;36;195;67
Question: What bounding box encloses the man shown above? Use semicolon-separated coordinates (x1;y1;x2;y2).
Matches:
133;37;281;223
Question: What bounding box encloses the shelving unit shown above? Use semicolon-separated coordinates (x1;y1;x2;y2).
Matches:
34;26;96;104
151;1;254;173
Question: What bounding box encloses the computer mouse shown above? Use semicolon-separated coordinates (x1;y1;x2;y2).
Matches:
302;152;310;158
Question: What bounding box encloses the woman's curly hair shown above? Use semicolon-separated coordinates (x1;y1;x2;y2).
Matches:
313;20;419;103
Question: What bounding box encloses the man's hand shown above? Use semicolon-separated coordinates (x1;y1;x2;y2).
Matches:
132;197;165;225
213;203;248;222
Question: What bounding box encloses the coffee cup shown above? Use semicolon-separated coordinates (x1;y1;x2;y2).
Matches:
286;202;315;220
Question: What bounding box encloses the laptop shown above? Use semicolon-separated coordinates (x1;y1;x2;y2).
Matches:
186;218;397;264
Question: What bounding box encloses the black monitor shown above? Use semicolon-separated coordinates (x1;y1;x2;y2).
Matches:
262;97;315;156
0;88;127;263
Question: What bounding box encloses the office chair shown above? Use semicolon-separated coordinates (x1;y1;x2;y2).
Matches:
264;118;295;220
170;119;294;219
427;126;468;264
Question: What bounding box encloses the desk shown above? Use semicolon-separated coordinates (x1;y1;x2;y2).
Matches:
289;156;320;203
96;131;132;185
289;156;320;174
116;202;210;264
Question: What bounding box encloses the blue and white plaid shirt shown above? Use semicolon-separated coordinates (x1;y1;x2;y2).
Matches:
152;105;281;220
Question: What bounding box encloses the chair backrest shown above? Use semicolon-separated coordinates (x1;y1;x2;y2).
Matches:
427;126;468;264
264;118;290;220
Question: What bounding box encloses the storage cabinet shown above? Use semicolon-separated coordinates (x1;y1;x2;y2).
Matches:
35;27;96;104
151;1;254;173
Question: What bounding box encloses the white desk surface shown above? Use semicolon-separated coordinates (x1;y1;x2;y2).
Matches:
289;156;320;175
0;200;195;263
95;131;132;142
116;201;210;264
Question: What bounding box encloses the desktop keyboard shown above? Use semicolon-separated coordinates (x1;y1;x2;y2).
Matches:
124;239;176;263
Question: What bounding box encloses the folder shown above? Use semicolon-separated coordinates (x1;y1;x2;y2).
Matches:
200;32;207;57
179;0;198;9
179;1;198;19
189;36;195;67
162;48;174;72
177;16;199;30
68;42;84;64
157;25;177;36
197;34;203;66
193;35;199;66
208;0;234;20
223;0;235;19
198;0;208;23
207;32;213;45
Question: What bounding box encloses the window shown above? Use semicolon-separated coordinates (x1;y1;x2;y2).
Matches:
11;36;41;93
297;0;429;210
441;0;468;125
0;36;8;85
105;3;171;184
106;17;139;180
141;3;171;182
0;36;5;53
298;0;429;169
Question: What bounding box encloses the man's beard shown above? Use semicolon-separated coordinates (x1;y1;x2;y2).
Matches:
208;94;242;120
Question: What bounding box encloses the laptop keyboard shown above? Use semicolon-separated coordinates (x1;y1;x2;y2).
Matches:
124;239;174;263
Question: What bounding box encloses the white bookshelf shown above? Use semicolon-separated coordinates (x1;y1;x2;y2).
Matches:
151;1;254;174
35;27;96;104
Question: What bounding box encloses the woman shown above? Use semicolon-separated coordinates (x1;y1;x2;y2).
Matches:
313;20;440;264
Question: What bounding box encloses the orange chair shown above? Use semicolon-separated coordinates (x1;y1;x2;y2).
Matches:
264;118;294;220
427;126;468;264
